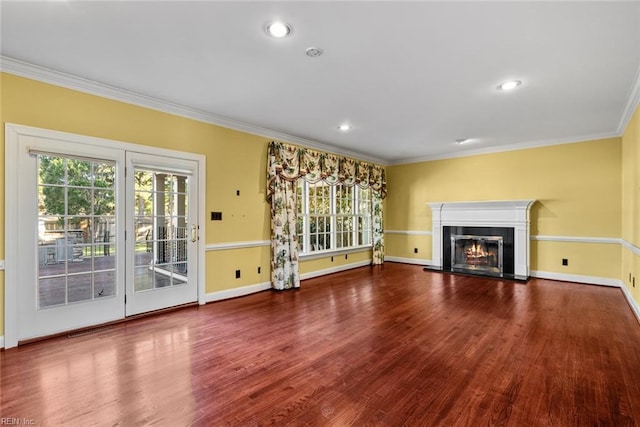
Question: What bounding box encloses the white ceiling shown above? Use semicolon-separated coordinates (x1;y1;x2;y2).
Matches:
1;1;640;164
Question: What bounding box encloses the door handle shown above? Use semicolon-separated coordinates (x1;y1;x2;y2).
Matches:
191;224;197;243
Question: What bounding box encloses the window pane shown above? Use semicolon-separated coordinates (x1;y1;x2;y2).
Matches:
358;216;372;245
38;156;66;185
318;216;325;233
67;159;92;187
135;191;154;216
336;185;353;214
94;189;115;216
39;276;66;308
358;187;372;213
39;186;66;215
94;164;115;189
68;274;93;303
67;188;92;215
309;182;330;214
94;271;115;297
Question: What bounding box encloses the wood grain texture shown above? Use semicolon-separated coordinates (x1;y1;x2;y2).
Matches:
1;263;640;426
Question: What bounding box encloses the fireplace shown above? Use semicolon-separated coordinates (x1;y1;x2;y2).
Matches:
428;200;535;280
451;234;503;274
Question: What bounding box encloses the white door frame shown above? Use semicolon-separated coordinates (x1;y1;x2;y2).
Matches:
4;123;206;348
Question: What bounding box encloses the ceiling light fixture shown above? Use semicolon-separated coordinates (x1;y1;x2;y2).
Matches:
497;80;522;91
305;47;323;58
266;22;292;38
338;124;351;131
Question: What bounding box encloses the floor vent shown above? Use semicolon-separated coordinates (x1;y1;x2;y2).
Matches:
67;326;114;339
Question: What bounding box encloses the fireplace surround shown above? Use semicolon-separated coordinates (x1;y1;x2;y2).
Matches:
427;200;535;280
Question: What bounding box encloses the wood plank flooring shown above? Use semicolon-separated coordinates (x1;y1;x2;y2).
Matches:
2;263;640;426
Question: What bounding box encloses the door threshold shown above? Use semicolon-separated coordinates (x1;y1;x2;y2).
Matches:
17;302;198;347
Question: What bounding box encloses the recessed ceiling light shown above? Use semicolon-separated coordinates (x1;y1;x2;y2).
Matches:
266;22;292;38
497;80;522;91
455;138;468;144
338;124;351;131
305;47;323;58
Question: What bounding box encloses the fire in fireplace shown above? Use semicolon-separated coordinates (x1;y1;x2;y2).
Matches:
450;234;503;275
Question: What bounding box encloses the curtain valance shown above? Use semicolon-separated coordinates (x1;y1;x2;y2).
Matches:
267;141;387;200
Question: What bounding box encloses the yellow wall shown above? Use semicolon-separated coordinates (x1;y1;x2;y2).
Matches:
384;233;431;261
299;249;371;274
385;138;622;279
206;246;272;288
622;103;640;307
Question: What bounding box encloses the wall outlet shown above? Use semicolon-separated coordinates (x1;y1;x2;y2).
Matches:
258;266;261;274
236;190;240;196
562;258;568;266
211;211;222;221
414;248;418;253
345;254;348;260
331;256;334;262
235;270;241;279
633;277;636;288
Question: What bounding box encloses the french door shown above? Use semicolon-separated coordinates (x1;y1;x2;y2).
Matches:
7;125;201;344
125;152;198;316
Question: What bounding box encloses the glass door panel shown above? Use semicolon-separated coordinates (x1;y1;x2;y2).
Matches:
133;171;189;291
126;153;198;316
37;156;117;308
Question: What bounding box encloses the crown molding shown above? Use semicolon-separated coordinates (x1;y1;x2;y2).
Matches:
388;131;621;165
617;63;640;135
0;56;387;165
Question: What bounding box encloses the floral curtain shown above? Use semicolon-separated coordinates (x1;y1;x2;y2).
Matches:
267;141;387;290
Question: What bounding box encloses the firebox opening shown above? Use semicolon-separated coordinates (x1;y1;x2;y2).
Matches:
441;226;516;278
451;235;503;275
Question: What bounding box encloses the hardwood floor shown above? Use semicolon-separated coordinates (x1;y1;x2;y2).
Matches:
2;263;640;426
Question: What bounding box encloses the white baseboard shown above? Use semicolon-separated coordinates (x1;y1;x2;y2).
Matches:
205;281;271;303
0;336;4;349
300;260;371;280
384;256;431;266
530;270;621;287
620;283;640;323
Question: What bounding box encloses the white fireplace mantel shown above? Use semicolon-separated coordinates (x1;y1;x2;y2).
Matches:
428;200;536;278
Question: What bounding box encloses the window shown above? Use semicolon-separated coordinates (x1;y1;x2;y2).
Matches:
296;180;372;254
